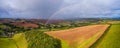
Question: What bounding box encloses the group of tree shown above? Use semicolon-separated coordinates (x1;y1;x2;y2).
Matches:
0;23;31;37
38;21;91;31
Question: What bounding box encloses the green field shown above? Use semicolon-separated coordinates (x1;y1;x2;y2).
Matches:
90;24;120;48
0;33;27;48
0;38;17;48
12;33;28;48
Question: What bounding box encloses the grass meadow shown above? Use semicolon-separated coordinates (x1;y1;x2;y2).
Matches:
90;24;120;48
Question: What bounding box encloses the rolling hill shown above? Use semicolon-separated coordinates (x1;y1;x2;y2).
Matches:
0;23;120;48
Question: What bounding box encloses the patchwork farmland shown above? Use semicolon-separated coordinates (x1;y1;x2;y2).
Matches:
0;20;120;48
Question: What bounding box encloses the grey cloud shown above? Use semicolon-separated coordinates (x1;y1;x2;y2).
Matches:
48;0;120;20
0;0;120;19
0;0;63;19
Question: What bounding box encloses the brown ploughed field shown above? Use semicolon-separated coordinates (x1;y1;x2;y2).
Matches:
45;25;109;48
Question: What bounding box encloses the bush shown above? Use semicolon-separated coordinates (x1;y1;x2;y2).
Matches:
25;30;61;48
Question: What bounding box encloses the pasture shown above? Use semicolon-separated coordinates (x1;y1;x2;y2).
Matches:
0;33;27;48
90;24;120;48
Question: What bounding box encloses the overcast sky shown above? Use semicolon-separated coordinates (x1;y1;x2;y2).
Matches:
0;0;120;19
